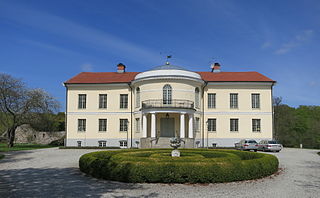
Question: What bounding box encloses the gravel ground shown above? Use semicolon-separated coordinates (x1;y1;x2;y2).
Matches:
0;147;319;198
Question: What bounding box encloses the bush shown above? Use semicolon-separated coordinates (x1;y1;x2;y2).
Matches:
79;149;279;183
49;137;65;146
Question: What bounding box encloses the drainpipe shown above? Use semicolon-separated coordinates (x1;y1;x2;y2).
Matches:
63;83;68;147
202;82;208;148
129;83;133;148
271;82;276;140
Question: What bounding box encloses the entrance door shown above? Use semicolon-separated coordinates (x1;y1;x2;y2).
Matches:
160;118;175;137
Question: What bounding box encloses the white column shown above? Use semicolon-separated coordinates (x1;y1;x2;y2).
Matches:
180;113;185;138
188;114;193;138
142;114;147;138
151;113;156;138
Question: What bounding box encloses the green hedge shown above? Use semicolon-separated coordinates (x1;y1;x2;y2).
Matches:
79;149;279;183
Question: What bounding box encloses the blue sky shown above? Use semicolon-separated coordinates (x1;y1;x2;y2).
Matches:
1;0;320;110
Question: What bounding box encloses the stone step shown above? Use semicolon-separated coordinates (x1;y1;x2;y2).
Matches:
140;137;195;148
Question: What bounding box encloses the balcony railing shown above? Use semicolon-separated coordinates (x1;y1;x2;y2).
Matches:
142;99;194;109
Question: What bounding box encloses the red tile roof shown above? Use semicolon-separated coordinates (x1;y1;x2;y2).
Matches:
65;71;275;84
65;72;139;84
197;71;275;82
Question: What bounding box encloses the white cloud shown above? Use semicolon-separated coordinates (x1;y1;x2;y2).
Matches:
261;41;271;49
81;63;93;72
274;30;314;55
20;39;80;56
0;2;162;64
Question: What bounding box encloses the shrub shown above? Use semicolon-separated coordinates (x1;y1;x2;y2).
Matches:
79;149;279;183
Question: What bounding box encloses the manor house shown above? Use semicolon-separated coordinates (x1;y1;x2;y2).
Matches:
64;62;275;148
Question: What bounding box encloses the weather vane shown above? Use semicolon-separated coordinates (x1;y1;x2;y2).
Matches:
166;55;172;65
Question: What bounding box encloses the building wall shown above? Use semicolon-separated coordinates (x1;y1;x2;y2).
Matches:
66;80;273;147
66;85;132;147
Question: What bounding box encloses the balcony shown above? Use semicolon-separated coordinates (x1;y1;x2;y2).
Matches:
142;99;194;109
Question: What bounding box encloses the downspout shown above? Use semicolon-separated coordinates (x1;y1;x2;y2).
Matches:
129;83;133;148
271;82;275;140
202;81;208;148
63;83;68;147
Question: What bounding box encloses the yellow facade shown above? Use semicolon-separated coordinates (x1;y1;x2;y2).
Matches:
65;66;274;148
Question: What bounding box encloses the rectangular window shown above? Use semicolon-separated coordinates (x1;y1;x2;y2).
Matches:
230;93;238;109
120;94;128;109
230;119;239;132
207;118;216;132
98;141;106;147
194;117;200;132
78;119;86;132
120;119;128;132
78;94;86;109
77;141;82;147
99;94;107;109
252;119;261;132
252;94;260;109
119;140;128;148
99;119;107;132
135;118;140;132
208;93;216;109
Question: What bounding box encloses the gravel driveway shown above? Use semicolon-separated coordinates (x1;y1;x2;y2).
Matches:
0;148;319;198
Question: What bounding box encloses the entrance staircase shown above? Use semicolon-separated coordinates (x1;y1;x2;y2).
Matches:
140;137;194;149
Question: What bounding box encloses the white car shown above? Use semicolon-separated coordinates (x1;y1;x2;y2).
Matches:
258;140;282;152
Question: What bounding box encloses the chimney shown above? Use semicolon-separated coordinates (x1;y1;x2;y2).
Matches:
117;63;126;73
211;63;221;73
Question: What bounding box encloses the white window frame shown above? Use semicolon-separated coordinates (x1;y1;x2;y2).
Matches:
99;94;107;109
252;119;261;132
120;119;128;132
230;93;238;109
230;118;239;132
163;84;172;104
120;94;128;109
195;88;200;108
119;140;128;148
135;118;140;133
207;118;216;132
78;119;86;132
98;119;107;132
78;94;86;109
194;117;200;132
208;93;216;109
136;87;140;108
98;140;107;147
252;94;260;109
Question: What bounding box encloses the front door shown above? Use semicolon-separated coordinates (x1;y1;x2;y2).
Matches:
160;118;175;137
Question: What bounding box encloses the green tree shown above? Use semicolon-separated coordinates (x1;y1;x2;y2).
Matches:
0;73;60;147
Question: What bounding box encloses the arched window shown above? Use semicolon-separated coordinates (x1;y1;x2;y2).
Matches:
163;84;172;104
195;87;200;108
136;87;140;108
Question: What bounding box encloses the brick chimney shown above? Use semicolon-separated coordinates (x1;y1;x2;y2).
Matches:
211;63;221;73
117;63;126;73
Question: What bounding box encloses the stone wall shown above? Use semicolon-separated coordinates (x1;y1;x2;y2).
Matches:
14;124;65;145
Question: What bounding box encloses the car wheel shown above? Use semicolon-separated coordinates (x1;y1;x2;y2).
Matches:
254;150;257;152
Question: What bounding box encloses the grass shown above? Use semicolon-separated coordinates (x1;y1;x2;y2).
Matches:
0;143;56;152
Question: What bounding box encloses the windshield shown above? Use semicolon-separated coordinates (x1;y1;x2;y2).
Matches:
248;140;257;143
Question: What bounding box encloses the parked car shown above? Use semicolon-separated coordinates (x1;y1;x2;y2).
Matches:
235;139;258;152
258;140;282;152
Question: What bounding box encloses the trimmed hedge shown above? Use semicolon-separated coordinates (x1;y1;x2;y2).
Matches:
79;149;279;183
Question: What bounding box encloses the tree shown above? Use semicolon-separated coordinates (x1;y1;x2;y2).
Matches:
0;73;60;147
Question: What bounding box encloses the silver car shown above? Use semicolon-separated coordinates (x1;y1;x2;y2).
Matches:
235;139;258;152
258;140;282;152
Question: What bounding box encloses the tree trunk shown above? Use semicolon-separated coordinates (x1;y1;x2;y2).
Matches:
7;126;16;148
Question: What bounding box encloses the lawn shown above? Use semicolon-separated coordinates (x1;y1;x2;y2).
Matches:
0;143;56;152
